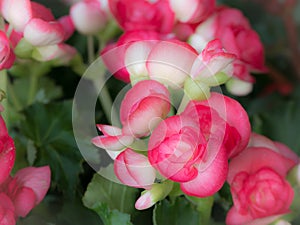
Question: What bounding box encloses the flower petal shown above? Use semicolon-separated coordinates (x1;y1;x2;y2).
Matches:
114;148;156;188
14;166;51;204
2;0;32;32
180;146;228;197
24;18;65;46
91;135;134;151
13;186;36;217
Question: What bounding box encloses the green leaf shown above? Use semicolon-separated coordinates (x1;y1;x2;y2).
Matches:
19;101;83;198
8;76;62;111
82;171;139;215
16;195;102;225
153;196;200;225
92;202;133;225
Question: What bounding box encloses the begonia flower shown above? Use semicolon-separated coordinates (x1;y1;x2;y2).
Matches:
146;40;198;88
0;166;51;219
101;30;161;83
148;112;228;197
169;0;215;24
70;0;108;35
189;7;267;95
108;0;175;34
190;39;235;81
114;148;156;188
120;79;170;137
2;0;67;47
226;135;299;225
148;92;250;197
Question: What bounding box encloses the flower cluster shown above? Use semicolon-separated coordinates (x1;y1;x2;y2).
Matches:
97;0;267;96
0;113;51;225
0;0;77;69
90;1;300;224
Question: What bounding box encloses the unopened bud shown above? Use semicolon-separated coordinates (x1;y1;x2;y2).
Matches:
135;180;173;210
225;78;253;96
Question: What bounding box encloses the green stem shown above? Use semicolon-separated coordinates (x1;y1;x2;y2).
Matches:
185;195;214;225
87;35;95;63
0;70;9;126
87;35;120;126
27;63;50;105
7;78;22;111
27;73;39;105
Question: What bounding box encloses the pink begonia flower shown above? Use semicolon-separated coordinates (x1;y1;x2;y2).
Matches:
146;40;198;88
172;22;198;41
101;30;161;83
70;0;108;35
92;124;134;154
2;0;66;46
1;166;51;218
0;116;16;185
0;31;16;70
190;39;236;81
148;92;250;197
148;112;228;197
108;0;175;34
169;0;215;24
114;148;156;188
148;114;204;182
120;80;171;137
226;141;297;225
0;193;16;225
190;7;267;85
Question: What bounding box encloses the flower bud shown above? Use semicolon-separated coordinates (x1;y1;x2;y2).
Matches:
225;77;253;96
135;181;173;210
70;0;107;35
287;164;300;187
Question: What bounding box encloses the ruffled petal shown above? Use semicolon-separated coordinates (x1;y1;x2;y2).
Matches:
180;145;228;197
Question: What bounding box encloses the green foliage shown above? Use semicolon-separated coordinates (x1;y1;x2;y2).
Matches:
92;203;133;225
16;195;102;225
82;172;139;215
82;170;141;224
19;101;83;197
153;196;200;225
